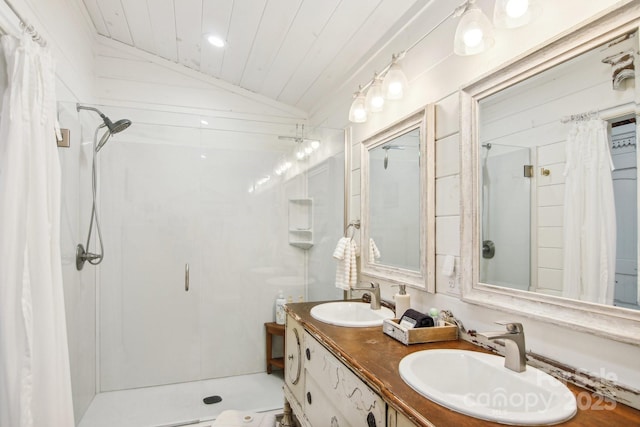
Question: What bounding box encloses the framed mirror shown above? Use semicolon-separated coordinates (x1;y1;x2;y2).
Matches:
361;106;435;291
460;2;640;344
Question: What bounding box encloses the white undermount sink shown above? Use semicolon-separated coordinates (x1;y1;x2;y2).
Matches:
310;302;394;327
399;349;577;426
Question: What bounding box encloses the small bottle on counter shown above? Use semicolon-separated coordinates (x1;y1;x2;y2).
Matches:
275;291;286;325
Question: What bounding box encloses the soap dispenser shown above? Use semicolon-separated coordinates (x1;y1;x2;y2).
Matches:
394;285;411;318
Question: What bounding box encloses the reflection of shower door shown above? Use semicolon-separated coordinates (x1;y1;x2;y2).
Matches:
480;146;531;290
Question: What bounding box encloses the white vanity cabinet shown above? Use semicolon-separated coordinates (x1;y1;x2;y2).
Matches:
284;314;386;427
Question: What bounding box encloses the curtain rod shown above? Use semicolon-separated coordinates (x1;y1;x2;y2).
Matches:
2;0;46;46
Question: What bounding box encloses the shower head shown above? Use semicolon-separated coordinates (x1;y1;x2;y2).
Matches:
103;117;132;135
77;103;132;151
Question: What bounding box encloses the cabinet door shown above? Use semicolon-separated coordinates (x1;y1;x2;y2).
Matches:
304;331;384;426
305;375;350;427
285;315;304;405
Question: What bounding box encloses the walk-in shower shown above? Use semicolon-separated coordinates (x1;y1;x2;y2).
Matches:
75;104;131;270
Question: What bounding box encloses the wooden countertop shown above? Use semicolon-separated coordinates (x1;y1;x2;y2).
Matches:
285;301;640;427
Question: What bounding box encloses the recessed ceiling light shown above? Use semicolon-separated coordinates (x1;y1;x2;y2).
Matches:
201;119;209;125
207;35;225;48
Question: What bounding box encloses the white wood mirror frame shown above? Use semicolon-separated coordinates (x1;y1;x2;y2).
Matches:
460;2;640;345
361;106;435;291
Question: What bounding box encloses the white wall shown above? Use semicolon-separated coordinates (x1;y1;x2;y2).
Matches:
311;0;640;396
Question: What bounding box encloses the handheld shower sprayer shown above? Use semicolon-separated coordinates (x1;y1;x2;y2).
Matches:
76;104;132;152
75;103;132;270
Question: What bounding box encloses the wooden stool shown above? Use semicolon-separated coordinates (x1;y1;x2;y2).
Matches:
265;322;285;374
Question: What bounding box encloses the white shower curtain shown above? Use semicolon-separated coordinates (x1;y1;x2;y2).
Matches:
0;35;74;427
562;119;616;305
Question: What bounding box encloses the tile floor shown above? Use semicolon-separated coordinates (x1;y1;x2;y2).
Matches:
78;372;284;427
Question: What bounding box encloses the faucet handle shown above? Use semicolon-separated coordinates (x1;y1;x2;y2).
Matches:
495;321;523;333
370;281;379;289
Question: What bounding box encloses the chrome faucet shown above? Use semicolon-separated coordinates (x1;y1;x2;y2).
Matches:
478;321;527;373
350;282;381;310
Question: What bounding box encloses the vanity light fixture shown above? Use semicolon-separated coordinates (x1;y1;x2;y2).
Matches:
493;0;540;29
453;0;495;56
348;0;538;123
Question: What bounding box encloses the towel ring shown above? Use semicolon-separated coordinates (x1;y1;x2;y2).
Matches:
344;220;361;238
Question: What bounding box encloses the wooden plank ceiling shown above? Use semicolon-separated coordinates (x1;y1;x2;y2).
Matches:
81;0;430;113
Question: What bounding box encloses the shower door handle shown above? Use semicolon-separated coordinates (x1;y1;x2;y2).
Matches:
185;263;189;292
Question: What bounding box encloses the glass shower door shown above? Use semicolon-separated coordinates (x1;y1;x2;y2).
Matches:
99;136;202;391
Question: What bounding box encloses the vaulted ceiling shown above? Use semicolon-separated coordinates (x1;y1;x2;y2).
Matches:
81;0;435;113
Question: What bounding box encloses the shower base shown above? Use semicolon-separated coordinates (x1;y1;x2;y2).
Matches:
78;372;284;427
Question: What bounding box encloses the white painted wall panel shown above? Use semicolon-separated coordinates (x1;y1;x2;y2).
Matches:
175;0;203;69
199;0;233;77
537;141;566;165
298;0;418;110
435;94;460;140
435;175;459;216
261;0;340;101
240;0;301;93
538;227;563;248
538;206;563;227
82;0;109;35
148;0;178;61
121;0;155;53
537;267;564;292
538;247;564;269
96;0;133;44
538;184;564;207
435;216;460;256
277;0;381;105
218;0;267;85
435;133;459;178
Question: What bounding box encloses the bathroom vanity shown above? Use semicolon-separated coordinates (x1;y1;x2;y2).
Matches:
284;301;640;427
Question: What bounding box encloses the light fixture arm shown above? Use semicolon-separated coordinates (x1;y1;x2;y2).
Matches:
351;0;464;97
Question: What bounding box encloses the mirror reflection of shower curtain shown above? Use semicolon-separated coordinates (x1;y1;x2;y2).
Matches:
562;119;616;305
480;144;531;290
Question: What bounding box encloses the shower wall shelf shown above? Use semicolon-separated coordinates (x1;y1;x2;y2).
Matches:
288;198;313;249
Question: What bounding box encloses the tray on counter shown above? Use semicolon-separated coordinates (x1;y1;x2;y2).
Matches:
382;318;458;345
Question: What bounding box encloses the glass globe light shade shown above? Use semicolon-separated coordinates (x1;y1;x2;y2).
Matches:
382;62;408;100
366;77;385;112
454;4;495;56
493;0;540;29
348;91;368;123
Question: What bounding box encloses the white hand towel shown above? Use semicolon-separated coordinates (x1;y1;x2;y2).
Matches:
369;238;381;262
348;239;359;288
335;238;359;290
333;237;349;260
